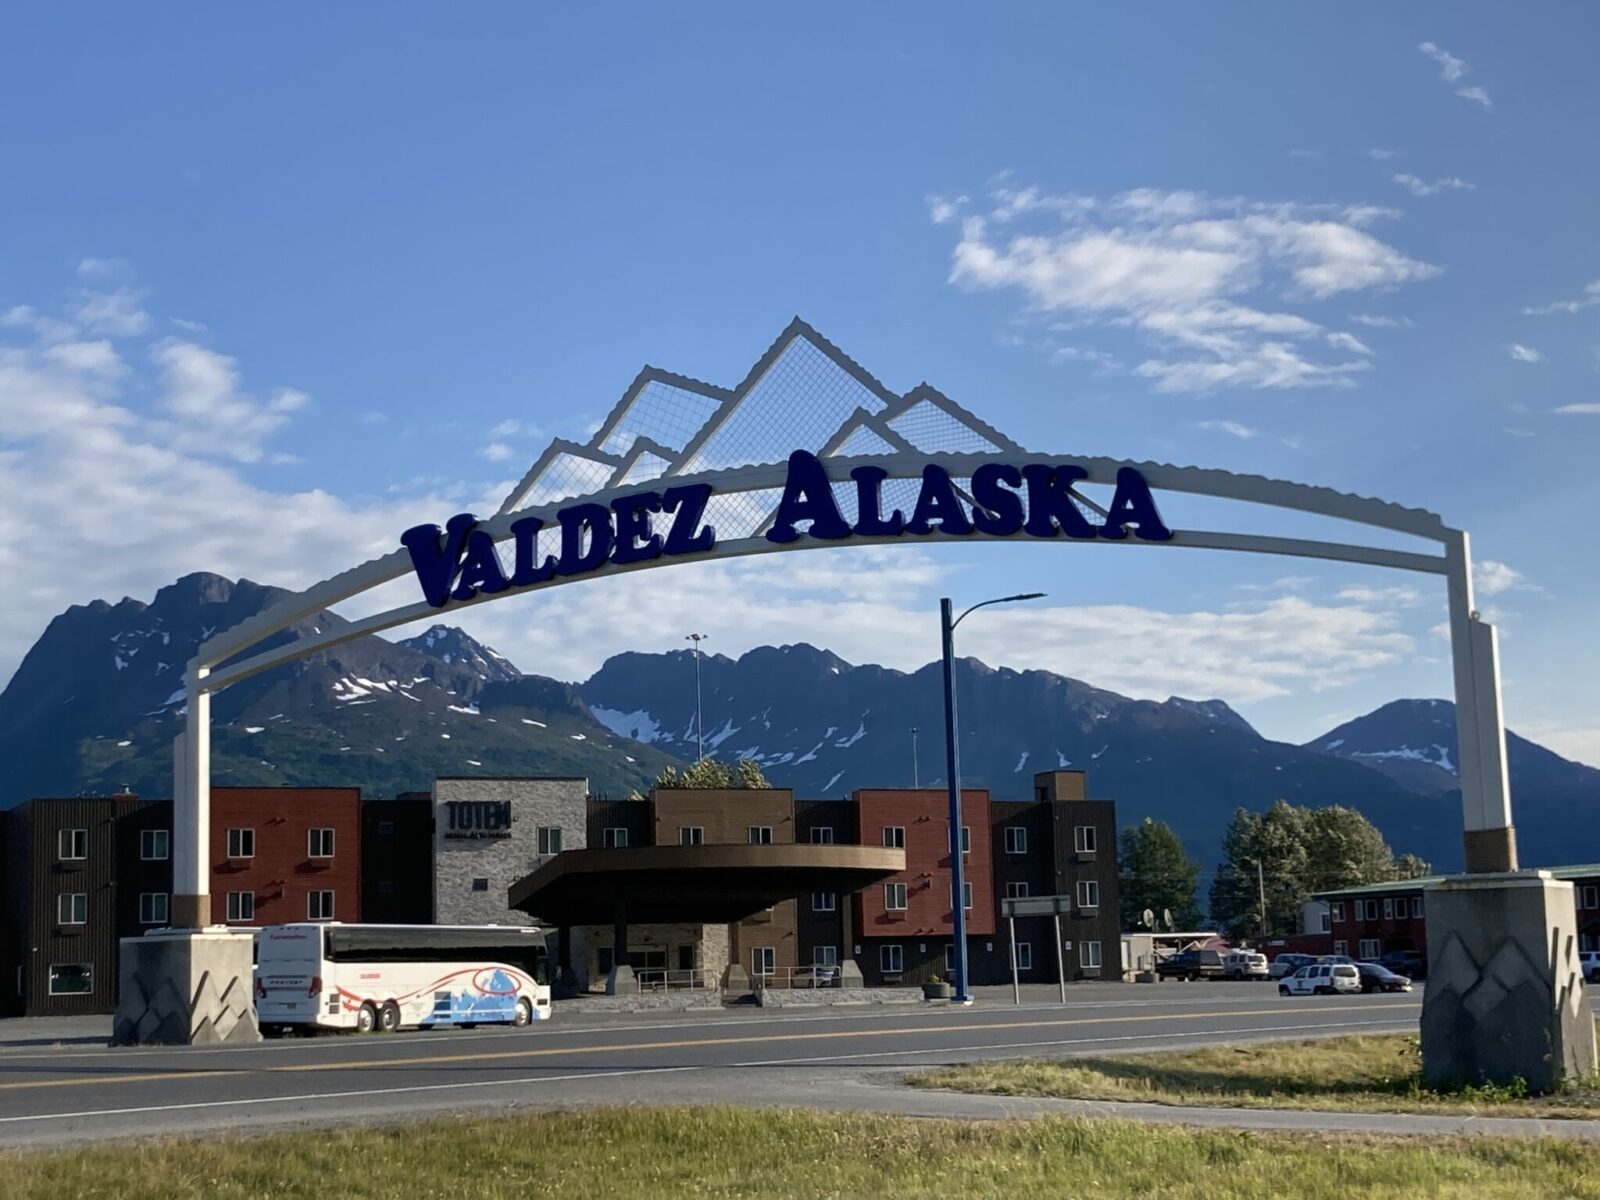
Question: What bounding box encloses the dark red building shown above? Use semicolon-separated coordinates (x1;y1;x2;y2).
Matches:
208;787;362;927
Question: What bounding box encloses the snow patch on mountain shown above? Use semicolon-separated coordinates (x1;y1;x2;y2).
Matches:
590;706;663;743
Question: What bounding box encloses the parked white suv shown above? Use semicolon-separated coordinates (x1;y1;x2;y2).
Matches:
1279;962;1360;996
1224;951;1269;981
1580;951;1600;983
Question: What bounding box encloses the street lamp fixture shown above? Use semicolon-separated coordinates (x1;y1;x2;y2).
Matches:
686;633;709;762
941;591;1046;1004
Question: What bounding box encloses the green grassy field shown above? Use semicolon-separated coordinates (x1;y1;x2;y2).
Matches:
4;1107;1600;1200
909;1029;1600;1119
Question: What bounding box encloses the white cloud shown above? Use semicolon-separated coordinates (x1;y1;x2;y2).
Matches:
151;340;302;462
1368;148;1402;160
1348;313;1414;329
1524;280;1600;316
1393;174;1475;197
481;441;515;462
1326;331;1373;355
941;186;1435;394
1419;41;1492;107
1194;419;1258;440
1336;583;1423;607
1554;402;1600;414
75;287;151;337
489;419;524;438
1508;344;1542;363
926;194;968;225
1474;559;1530;596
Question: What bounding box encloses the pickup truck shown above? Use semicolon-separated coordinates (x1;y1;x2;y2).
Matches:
1156;948;1225;981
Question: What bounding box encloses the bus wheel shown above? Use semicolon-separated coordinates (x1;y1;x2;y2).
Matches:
513;998;534;1027
378;1002;402;1034
356;1002;378;1034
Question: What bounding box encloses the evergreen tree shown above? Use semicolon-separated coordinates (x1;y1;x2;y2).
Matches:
652;757;772;789
1118;819;1203;930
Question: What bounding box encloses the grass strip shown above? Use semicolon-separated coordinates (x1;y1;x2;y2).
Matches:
909;1029;1600;1119
4;1106;1600;1199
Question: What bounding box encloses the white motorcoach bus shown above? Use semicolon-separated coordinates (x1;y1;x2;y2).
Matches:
255;923;552;1034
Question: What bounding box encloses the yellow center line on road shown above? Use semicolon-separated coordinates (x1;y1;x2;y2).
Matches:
0;1001;1420;1094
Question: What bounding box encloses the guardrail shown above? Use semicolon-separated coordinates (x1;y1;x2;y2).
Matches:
752;966;843;990
634;968;711;992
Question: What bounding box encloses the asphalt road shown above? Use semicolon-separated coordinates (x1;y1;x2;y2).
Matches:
0;984;1426;1148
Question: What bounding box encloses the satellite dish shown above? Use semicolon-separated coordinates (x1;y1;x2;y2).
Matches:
1162;908;1174;930
1141;908;1155;929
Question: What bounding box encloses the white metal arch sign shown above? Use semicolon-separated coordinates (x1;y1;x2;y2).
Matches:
167;319;1515;924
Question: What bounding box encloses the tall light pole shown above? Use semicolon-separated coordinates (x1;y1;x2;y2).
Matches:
942;592;1046;1005
686;633;708;762
911;727;920;788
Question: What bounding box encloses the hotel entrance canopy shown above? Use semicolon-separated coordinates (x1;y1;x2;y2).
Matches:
508;844;906;926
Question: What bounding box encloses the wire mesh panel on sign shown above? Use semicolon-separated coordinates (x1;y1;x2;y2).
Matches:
678;336;890;475
523;451;619;507
701;488;784;542
598;379;724;457
830;422;902;457
886;399;1002;455
616;451;672;487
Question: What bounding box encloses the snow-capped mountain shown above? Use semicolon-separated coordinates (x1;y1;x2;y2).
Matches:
399;624;523;684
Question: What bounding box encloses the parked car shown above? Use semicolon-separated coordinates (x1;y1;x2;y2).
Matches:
1223;951;1270;981
1156;949;1225;981
1355;962;1413;993
792;964;841;988
1579;951;1600;984
1268;953;1317;980
1319;954;1356;965
1279;962;1361;996
1378;950;1427;980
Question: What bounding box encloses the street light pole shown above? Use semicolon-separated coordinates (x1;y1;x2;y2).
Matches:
686;633;708;762
911;726;920;788
941;591;1046;1005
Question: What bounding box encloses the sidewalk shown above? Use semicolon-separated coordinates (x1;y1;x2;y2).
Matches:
0;1014;109;1049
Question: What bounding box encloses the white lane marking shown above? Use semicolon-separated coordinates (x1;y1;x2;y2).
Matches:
0;995;1424;1063
0;1018;1416;1128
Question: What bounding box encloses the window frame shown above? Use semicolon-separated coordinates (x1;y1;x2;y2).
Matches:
879;944;904;975
1003;825;1027;855
1074;825;1098;855
882;826;906;849
1358;938;1381;960
678;826;704;846
810;827;835;845
751;947;775;977
1012;942;1033;971
307;890;336;921
1080;940;1103;969
140;829;170;862
536;826;563;856
225;891;255;923
1333;939;1348;956
47;963;93;996
1412;896;1426;919
58;828;88;861
226;827;255;859
57;893;88;925
1383;897;1394;920
950;881;973;911
602;827;629;849
1076;879;1101;910
747;825;773;845
308;828;335;859
138;892;169;926
1004;881;1030;900
813;945;838;967
812;891;836;913
884;882;908;911
1330;901;1345;922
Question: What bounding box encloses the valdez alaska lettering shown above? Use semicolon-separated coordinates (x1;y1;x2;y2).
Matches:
400;451;1172;608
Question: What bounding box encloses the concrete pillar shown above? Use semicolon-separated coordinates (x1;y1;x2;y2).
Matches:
1445;532;1517;872
113;928;259;1045
606;900;636;995
171;667;212;928
1420;872;1595;1091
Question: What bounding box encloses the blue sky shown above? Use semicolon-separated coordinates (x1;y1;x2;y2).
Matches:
1;5;1597;763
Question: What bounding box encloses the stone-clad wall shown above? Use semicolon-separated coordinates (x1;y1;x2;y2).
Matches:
433;778;588;926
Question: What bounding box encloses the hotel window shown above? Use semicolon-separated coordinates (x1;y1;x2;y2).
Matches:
1005;881;1030;900
748;826;773;845
1076;880;1100;910
950;882;973;911
1413;896;1426;919
810;827;835;845
1359;938;1381;960
1011;942;1033;971
226;891;254;922
812;892;836;913
308;828;335;858
879;944;904;975
602;827;629;849
47;964;92;996
1004;826;1027;855
1333;940;1349;956
953;825;971;855
1331;902;1345;923
1364;900;1379;921
139;893;168;925
57;893;88;925
58;829;88;861
751;947;775;978
1581;886;1599;910
679;826;704;846
813;946;838;967
885;883;908;911
226;828;254;859
140;829;169;861
944;944;956;972
536;827;562;855
308;891;335;921
1383;898;1394;920
1074;826;1097;855
1320;911;1331;933
1080;940;1103;970
882;826;906;849
471;878;489;892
